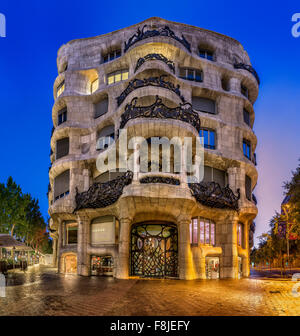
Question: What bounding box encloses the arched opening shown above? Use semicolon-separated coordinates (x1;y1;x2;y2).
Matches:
130;222;178;278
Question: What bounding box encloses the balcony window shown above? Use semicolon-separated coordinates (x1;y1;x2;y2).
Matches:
245;175;252;201
91;78;99;93
237;223;243;247
199;128;216;149
241;85;249;98
65;222;78;245
192;97;216;114
199;48;214;61
243;109;250;126
58;108;67;125
243;139;251;159
56;137;69;160
57;80;65;98
107;69;128;85
54;169;70;201
190;218;216;246
179;67;203;82
102;50;121;63
203;166;227;187
94;97;108;118
96;125;115;151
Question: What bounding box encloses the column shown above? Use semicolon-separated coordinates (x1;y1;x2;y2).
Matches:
77;215;89;276
52;236;58;267
243;220;250;277
116;217;131;279
229;77;241;94
178;217;194;280
57;219;62;273
219;214;238;279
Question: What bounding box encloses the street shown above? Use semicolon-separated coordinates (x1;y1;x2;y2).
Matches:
0;266;299;316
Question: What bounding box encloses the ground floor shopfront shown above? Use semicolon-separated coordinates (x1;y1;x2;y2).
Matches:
52;205;252;280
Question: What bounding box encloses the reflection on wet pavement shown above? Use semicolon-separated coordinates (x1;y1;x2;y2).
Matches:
0;265;299;316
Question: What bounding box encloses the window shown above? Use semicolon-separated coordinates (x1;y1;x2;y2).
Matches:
241;85;249;98
96;125;115;151
190;218;216;246
199;128;216;149
189;218;198;244
203;166;227;187
94;170;126;183
245;175;252;201
57;80;65;98
91;216;116;245
91;78;99;93
221;77;230;91
54;170;70;201
192;97;216;114
199;48;214;61
58;108;67;125
107;69;128;85
243;139;251;159
102;50;121;63
179;67;202;82
94;97;108;118
243;109;250;126
56;137;69;160
237;223;243;247
66;222;78;244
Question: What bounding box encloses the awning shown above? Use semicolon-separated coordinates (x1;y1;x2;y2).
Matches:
0;234;33;251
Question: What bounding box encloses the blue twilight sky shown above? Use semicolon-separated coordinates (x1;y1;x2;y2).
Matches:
0;1;299;245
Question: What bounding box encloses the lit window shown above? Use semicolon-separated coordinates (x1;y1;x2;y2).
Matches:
199;48;214;61
190;218;215;246
199;128;216;149
57;80;65;98
91;78;99;93
179;67;203;82
102;50;121;63
237;223;243;247
243;139;251;159
106;69;129;85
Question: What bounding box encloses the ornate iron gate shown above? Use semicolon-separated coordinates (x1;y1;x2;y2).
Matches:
131;222;178;278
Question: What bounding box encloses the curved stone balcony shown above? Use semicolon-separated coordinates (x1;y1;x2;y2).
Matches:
188;181;240;211
75;171;133;210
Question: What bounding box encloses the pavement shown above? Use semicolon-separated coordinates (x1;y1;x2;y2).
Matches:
0;265;299;316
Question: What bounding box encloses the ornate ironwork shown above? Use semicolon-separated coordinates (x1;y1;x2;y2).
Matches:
188;181;240;211
140;176;180;185
120;95;201;132
124;25;191;53
131;223;178;277
234;63;260;85
117;75;185;106
75;171;133;210
134;53;175;73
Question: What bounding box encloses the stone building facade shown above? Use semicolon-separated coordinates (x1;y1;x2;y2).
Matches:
48;17;258;279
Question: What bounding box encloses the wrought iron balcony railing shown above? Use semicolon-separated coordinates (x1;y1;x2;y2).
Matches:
74;171;133;210
188;181;240;211
119;95;201;132
134;53;175;73
116;75;185;107
124;25;191;53
234;63;260;85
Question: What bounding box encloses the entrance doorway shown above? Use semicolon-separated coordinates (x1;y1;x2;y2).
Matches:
205;257;220;279
238;257;243;278
131;222;178;278
64;254;77;274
